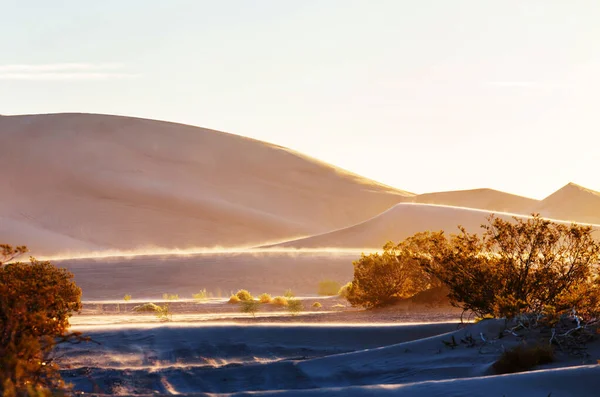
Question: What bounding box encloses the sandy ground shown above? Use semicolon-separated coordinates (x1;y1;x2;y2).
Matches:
55;252;362;301
59;313;600;396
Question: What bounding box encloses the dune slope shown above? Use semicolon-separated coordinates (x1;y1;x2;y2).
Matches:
534;182;600;224
270;203;600;249
413;188;538;214
0;113;412;256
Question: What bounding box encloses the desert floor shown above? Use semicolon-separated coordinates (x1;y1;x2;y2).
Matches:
45;251;600;396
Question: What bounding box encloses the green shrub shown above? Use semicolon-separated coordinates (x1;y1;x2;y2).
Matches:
312;302;322;309
284;289;295;298
228;294;241;304
258;293;272;303
272;296;288;306
318;280;341;296
235;289;253;301
192;289;208;301
240;300;260;317
162;293;179;301
493;343;554;374
287;299;303;316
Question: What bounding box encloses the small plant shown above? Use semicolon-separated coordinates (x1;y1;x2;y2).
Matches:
271;296;288;306
318;280;341;296
338;282;353;299
332;303;346;309
258;293;272;304
287;299;303;316
235;289;253;301
123;294;132;301
132;302;172;321
493;343;554;374
133;302;162;313
192;289;208;301
312;302;322;309
284;289;295;298
155;304;172;322
162;293;179;301
240;300;260;317
228;294;241;304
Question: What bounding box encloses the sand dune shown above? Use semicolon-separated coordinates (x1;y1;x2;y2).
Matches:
270;203;600;249
58;320;600;396
413;188;538;214
0;113;412;256
534;182;600;224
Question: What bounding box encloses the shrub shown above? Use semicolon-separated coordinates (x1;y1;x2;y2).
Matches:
133;302;162;313
192;289;208;301
124;294;132;301
346;233;441;308
132;302;171;321
284;289;295;298
312;302;322;309
272;296;288;306
0;244;83;396
162;293;179;301
228;294;241;304
287;299;303;316
235;289;253;301
258;293;272;304
240;300;260;317
493;343;554;374
318;280;341;296
338;282;353;298
155;304;172;321
422;215;600;319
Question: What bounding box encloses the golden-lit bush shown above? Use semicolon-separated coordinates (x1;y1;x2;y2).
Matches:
312;302;322;309
287;299;303;316
271;296;288;306
228;294;241;304
318;280;341;296
123;294;132;301
338;282;353;299
235;289;253;301
258;293;272;304
192;289;208;300
346;232;441;309
284;289;294;298
493;343;554;374
0;244;83;396
421;215;600;320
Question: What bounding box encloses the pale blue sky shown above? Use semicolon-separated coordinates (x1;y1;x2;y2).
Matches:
2;0;599;199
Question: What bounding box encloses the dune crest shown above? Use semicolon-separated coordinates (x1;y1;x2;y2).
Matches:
0;113;412;256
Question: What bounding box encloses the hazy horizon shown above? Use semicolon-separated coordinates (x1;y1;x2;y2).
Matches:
3;1;599;199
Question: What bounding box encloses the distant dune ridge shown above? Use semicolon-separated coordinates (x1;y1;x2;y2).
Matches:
1;112;599;257
0;113;412;256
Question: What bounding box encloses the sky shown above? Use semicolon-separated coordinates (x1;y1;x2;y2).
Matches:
2;0;599;200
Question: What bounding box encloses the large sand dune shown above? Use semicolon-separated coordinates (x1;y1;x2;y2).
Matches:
270;203;600;249
413;188;538;214
0;113;412;256
534;182;600;224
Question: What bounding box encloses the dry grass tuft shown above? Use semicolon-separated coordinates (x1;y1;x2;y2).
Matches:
493;343;554;374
